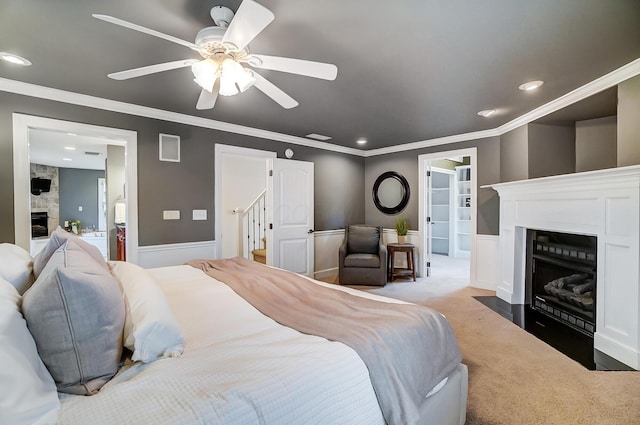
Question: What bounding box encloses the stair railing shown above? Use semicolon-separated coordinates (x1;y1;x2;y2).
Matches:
235;189;267;259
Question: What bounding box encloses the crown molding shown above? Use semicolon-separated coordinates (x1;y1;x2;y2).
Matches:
0;77;364;157
1;57;638;159
363;57;640;157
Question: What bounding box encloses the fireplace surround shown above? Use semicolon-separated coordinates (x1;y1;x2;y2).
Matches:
487;165;640;370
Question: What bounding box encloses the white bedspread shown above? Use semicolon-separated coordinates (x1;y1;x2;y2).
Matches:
58;265;387;425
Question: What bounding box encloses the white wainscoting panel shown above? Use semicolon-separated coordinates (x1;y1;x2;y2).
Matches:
314;229;344;279
138;240;217;269
472;235;499;291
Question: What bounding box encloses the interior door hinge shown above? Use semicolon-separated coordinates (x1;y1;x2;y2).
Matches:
269;170;273;176
427;171;431;177
426;262;431;268
427;216;431;223
269;223;273;230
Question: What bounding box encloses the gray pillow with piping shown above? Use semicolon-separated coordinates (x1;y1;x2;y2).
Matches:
22;238;125;395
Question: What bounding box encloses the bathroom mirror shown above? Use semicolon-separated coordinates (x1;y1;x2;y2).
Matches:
372;171;410;214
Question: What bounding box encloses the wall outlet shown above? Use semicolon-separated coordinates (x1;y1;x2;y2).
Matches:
192;209;207;221
163;210;180;220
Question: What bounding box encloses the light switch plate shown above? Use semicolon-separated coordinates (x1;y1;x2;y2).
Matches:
192;209;207;220
163;210;180;220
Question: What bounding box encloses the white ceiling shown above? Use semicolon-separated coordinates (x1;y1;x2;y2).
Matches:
29;129;109;170
1;1;639;151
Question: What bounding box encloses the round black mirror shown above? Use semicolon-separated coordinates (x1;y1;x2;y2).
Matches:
372;171;410;214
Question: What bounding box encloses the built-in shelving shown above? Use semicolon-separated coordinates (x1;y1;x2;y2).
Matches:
430;169;454;255
455;165;471;257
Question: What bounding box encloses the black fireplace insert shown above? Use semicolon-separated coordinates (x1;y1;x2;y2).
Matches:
31;211;49;238
527;229;597;335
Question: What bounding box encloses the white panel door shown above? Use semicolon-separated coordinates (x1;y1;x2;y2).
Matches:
270;159;314;276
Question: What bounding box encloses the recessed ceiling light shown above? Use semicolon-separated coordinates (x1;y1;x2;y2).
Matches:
477;109;496;117
305;133;331;141
64;146;76;151
0;52;31;66
519;80;544;91
356;138;367;145
67;133;77;136
62;158;72;161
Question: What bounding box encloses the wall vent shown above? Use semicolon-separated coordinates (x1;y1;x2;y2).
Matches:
159;133;180;162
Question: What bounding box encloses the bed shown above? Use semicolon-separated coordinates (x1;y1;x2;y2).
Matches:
0;228;468;425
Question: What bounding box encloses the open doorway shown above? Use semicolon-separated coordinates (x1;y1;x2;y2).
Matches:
214;144;315;276
418;148;477;281
12;114;138;263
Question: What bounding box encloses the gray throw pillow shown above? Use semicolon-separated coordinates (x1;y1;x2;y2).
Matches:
32;226;108;278
22;238;125;395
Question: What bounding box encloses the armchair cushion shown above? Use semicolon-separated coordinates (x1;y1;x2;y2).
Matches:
344;253;381;268
347;225;381;255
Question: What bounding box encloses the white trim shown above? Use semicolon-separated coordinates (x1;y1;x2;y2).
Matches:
214;144;276;261
12;113;139;263
313;229;345;280
364;57;640;157
0;77;362;157
418;148;477;282
138;240;216;269
472;234;500;291
0;58;638;158
314;229;345;237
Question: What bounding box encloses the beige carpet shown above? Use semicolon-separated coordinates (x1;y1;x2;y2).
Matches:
423;286;640;425
330;255;640;424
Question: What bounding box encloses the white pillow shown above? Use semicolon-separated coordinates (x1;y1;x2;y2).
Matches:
109;261;184;363
0;243;35;295
0;277;60;425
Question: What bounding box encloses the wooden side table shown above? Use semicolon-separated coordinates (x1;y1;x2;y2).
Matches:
387;243;416;282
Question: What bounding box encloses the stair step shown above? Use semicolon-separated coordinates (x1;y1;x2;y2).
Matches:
252;248;266;264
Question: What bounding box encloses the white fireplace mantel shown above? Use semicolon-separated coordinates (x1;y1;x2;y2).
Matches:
486;165;640;370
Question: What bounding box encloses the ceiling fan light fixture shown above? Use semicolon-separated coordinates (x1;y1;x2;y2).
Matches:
219;58;255;96
192;59;219;92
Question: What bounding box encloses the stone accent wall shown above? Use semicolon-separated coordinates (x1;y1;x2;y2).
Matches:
30;163;59;236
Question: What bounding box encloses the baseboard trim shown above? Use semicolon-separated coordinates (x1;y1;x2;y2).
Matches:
314;267;338;280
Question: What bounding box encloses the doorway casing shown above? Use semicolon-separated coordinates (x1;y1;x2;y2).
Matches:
12;113;139;263
418;147;477;282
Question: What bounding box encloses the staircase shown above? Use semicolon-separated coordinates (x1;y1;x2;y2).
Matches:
252;237;267;264
236;189;267;264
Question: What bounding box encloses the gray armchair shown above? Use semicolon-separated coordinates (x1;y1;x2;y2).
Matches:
338;224;388;286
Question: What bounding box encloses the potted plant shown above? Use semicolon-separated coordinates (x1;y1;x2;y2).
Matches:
395;217;409;244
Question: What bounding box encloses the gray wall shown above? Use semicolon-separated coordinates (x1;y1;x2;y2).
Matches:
0;91;364;245
528;123;575;179
59;168;105;230
500;125;529;182
617;75;640;167
365;136;502;236
576;116;617;172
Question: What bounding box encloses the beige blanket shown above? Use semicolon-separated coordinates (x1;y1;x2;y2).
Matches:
188;257;462;425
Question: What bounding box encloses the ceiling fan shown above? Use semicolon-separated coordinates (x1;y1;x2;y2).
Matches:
93;0;338;110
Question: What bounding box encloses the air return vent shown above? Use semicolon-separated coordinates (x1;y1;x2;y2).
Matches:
159;133;180;162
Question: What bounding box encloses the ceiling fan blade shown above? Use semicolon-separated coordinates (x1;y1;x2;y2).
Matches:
248;54;338;80
252;72;298;109
196;81;219;110
108;59;198;80
92;14;201;52
221;0;274;51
